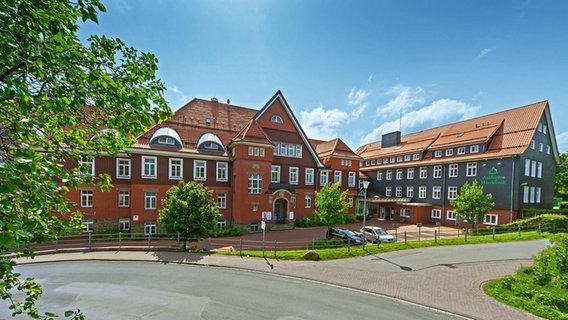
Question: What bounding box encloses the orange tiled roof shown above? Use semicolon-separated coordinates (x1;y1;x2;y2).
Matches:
313;138;361;159
231;119;274;145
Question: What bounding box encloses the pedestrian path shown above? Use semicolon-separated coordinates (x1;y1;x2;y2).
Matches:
16;239;550;320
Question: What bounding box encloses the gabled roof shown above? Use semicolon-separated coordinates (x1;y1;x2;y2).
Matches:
312;138;361;160
231;119;274;146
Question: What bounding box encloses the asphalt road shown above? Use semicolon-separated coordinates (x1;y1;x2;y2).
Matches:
3;261;465;320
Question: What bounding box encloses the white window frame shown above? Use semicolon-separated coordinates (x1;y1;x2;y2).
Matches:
144;222;157;235
432;186;441;199
537;162;542;178
305;168;314;185
169;158;183;180
484;214;498;225
457;147;465;155
531;160;537;177
448;186;458;200
348;171;356;187
536;187;541;203
290;167;299;185
217;192;227;209
413;154;420;160
406;186;414;198
82;220;93;232
305;194;312;208
119;218;130;231
377;171;383;180
396;169;403;180
525;159;531;177
466;162;477;177
79;158;95;176
385;186;392;197
449;164;458;177
432;209;442;219
216;162;228;182
446;210;457;220
145;191;157;210
434;150;442;157
407;168;414;179
271;165;280;183
116;158;131;179
433;166;442;178
81;189;93;208
539;142;544;152
386;170;393;180
445;149;453;156
194;160;207;181
523;185;529;203
400;209;410;218
320;170;329;185
419;167;427;179
118;189;130;208
334;170;342;185
530;186;535;203
470;145;479;153
248;173;263;194
142;156;157;178
418;186;427;199
395;186;402;197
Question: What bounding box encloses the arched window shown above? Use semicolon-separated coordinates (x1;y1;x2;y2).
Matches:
270;114;284;123
149;127;183;147
197;133;224;152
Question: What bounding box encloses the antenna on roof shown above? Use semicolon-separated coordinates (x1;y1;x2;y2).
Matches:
399;109;402;133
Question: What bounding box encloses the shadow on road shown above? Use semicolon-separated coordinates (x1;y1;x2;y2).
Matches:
365;249;413;271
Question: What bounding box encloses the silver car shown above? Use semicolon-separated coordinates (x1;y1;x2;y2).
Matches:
360;226;395;243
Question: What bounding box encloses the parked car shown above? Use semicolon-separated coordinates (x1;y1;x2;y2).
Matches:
328;228;364;245
359;226;395;243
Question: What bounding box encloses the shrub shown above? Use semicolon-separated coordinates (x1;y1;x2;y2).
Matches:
209;226;243;238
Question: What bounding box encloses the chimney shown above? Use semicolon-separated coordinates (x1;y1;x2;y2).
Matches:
211;97;218;102
227;99;230;104
381;131;401;148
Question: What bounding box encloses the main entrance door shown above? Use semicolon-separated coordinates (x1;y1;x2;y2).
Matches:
274;198;288;224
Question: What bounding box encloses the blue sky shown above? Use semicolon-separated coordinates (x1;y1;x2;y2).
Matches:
78;0;568;151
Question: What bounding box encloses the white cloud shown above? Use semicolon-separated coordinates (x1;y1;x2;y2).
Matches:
378;85;425;117
556;131;568;153
166;85;189;110
368;73;374;83
348;88;368;106
477;47;493;59
300;105;348;141
350;103;367;118
361;98;479;145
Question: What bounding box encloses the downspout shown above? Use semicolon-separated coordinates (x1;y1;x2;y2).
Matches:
510;159;515;223
442;164;446;225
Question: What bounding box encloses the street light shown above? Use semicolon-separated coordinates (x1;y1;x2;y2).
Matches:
362;180;370;249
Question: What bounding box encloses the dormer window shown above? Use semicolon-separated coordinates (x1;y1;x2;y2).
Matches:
149;127;183;147
197;133;224;152
158;137;175;145
270;114;284;123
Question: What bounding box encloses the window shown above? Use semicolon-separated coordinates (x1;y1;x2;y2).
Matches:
390;157;396;163
158;137;175;145
418;186;427;199
400;209;410;218
419;167;427;179
377;171;383;180
530;186;535;203
79;158;95;176
118;190;130;207
434;150;442;157
252;203;258;211
271;166;280;183
407;168;414;179
448;186;458;200
531;160;537;177
248;174;262;194
194;160;206;180
432;209;441;219
274;142;302;158
290;167;299;184
447;210;457;220
539;142;544;152
305;194;312;208
413;154;420;160
406;186;414;198
82;220;93;232
525;159;531;177
445;149;453;156
543;125;548;134
523;185;529;203
334;171;342;185
433;166;442;178
395;186;402;197
216;162;228;181
81;189;93;208
145;191;157;210
538;123;543;132
320;171;329;185
457;147;465;155
217;220;226;229
341;159;352;166
546;145;551;154
404;155;411;161
305;168;314;185
371;159;376;165
144;222;156;235
348;172;356;187
248;147;265;157
250;222;260;232
142;156;157;178
169;158;183;179
385;186;392;197
119;219;130;231
449;164;458;177
386;170;393;180
396;169;403;180
270;114;284;123
537;162;542;178
397;156;403;162
466;162;477;177
484;214;498;225
116;158;131;178
217;192;226;209
432;186;441;199
536;187;542;203
531;140;536;149
470;145;479;153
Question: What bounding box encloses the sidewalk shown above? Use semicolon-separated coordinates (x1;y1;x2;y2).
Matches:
16;239;549;320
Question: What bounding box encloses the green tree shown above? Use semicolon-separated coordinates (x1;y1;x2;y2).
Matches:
555;152;568;200
314;182;351;237
159;181;221;251
450;180;495;231
0;0;171;317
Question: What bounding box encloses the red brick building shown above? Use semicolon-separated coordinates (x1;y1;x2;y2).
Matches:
73;91;361;234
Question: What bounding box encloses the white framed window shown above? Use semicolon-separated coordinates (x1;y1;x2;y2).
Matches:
536;187;541;203
432;209;442;219
397;156;403;162
118;189;130;208
546;145;551;154
484;214;498;225
116;158;131;179
446;210;457;220
396;169;403;180
470;145;479;153
334;170;342;185
531;140;536;149
169;158;183;179
371;159;376;165
81;189;93;208
406;186;414;198
523;185;529;203
445;149;453;156
348;196;354;207
413;154;420;160
145;191;157;210
216;162;228;182
290;167;299;184
305;194;312;208
419;167;427;179
466;162;477;177
543;125;548;134
320;171;329;185
217;220;227;229
248;174;262;194
395;186;402;197
390;157;396;163
82;220;93;232
531;160;537;177
530;186;535;203
79;158;95;176
274;142;302;158
434;150;442;157
250;222;259;232
400;209;410;218
217;192;227;209
537;162;542;178
525;159;531;177
385;186;392;197
194;160;206;181
407;168;414;179
432;186;441;199
418;186;427;199
348;171;356;187
404;155;411;161
144;222;156;235
433;166;442;178
119;219;130;231
386;170;393;180
457;147;465;155
252;203;259;212
270;114;284;123
377;171;383;180
448;186;458;200
305;168;314;185
271;166;280;183
142;156;157;178
538;123;543;132
449;164;458;177
539;142;544;152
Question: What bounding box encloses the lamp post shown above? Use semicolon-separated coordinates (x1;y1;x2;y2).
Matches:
362;180;370;249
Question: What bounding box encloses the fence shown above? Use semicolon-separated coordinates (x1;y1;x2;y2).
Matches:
31;221;568;255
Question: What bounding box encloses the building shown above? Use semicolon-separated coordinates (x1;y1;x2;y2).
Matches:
356;101;559;227
71;91;361;234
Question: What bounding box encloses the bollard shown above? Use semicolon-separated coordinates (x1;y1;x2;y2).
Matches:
55;236;58;252
518;225;521;238
404;231;407;244
274;240;277;259
88;233;92;250
465;228;468;242
119;232;122;249
240;238;243;257
435;230;437;243
492;226;495;240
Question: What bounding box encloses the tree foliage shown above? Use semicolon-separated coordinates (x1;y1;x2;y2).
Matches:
314;182;351;234
555;152;568;199
450;180;495;230
0;0;171;317
159;181;221;250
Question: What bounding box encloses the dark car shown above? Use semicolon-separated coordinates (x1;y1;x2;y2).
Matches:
328;228;364;245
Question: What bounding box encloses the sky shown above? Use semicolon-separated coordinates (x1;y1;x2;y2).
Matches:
78;0;568;152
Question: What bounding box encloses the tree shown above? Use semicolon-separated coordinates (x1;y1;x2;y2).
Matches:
450;180;495;231
555;152;568;200
314;182;351;237
1;0;171;317
159;181;221;251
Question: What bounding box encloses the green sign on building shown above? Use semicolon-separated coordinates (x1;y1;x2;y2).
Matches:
480;167;506;185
